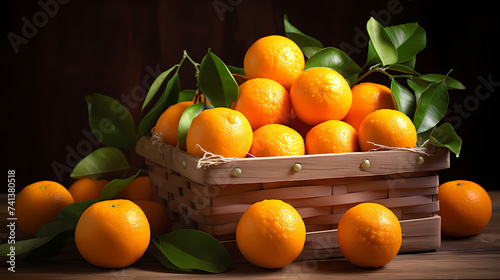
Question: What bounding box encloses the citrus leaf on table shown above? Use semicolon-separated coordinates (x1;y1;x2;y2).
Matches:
85;94;136;148
0;236;52;257
152;229;232;273
137;72;181;138
70;147;130;180
390;79;416;118
198;51;239;108
141;65;176;113
149;238;192;272
24;231;74;261
304;47;362;85
429;122;462;157
283;14;324;58
366;17;398;66
177;102;209;146
384;22;426;63
413;79;449;134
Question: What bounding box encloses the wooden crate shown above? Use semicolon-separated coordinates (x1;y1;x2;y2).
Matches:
136;136;449;262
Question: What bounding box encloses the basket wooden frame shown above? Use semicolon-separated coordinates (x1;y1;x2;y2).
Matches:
136;136;450;262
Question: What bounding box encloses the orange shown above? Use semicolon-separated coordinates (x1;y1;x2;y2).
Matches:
249;124;305;157
186;108;253;158
134;200;171;236
236;199;306;269
290;67;352;126
342;82;395;132
75;199;150;268
233;78;291;130
337;203;402;268
114;176;152;201
358;109;417;151
438;180;492;237
68;178;109;202
306;120;359;154
153;101;194;146
244;35;305;90
15;181;74;236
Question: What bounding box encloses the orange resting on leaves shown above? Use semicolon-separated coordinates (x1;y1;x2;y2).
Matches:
15;180;74;236
133;200;170;236
75;199;150;268
236;199;306;269
68;178;109;202
306;120;359;154
438;180;492;237
233;78;291;130
153;101;194;146
342;82;395;132
249;124;305;157
114;176;152;201
186;108;253;158
337;202;402;268
244;35;305;90
358;109;417;151
290;67;352;126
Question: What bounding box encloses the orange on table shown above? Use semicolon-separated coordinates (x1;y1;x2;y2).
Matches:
306;120;359;154
342;82;395;132
114;176;152;201
75;199;150;268
186;108;253;158
249;124;305;157
15;180;74;236
358;109;417;151
438;180;492;237
153;101;194;146
133;200;170;236
233;78;291;130
236;199;306;269
337;202;402;268
68;178;109;202
244;35;304;90
290;67;352;126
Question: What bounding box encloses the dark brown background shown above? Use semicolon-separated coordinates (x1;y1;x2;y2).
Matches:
2;0;499;191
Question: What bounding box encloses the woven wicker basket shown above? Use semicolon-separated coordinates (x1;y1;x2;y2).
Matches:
136;136;450;262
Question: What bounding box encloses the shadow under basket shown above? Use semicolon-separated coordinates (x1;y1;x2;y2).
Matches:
136;136;450;263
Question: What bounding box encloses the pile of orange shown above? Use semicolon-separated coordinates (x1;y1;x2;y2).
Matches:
153;35;417;159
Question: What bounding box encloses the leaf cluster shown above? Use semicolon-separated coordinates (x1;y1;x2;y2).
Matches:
284;15;463;156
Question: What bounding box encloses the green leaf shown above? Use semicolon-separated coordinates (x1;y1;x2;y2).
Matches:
25;231;73;261
227;65;245;76
99;170;141;200
198;51;239;108
366;17;398;66
150;238;191;272
391;79;416;118
0;236;52;257
387;63;420;75
385;22;426;63
283;14;323;58
413;80;449;134
137;72;181;138
305;47;362;85
177;103;208;146
407;79;426;102
142;65;176;113
178;89;197;102
85;94;136;148
70;147;130;180
153;229;232;273
429;122;462;157
413;73;466;90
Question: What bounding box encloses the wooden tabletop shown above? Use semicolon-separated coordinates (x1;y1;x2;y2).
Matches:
1;191;499;279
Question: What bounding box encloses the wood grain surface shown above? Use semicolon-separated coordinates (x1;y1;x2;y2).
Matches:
0;192;499;279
